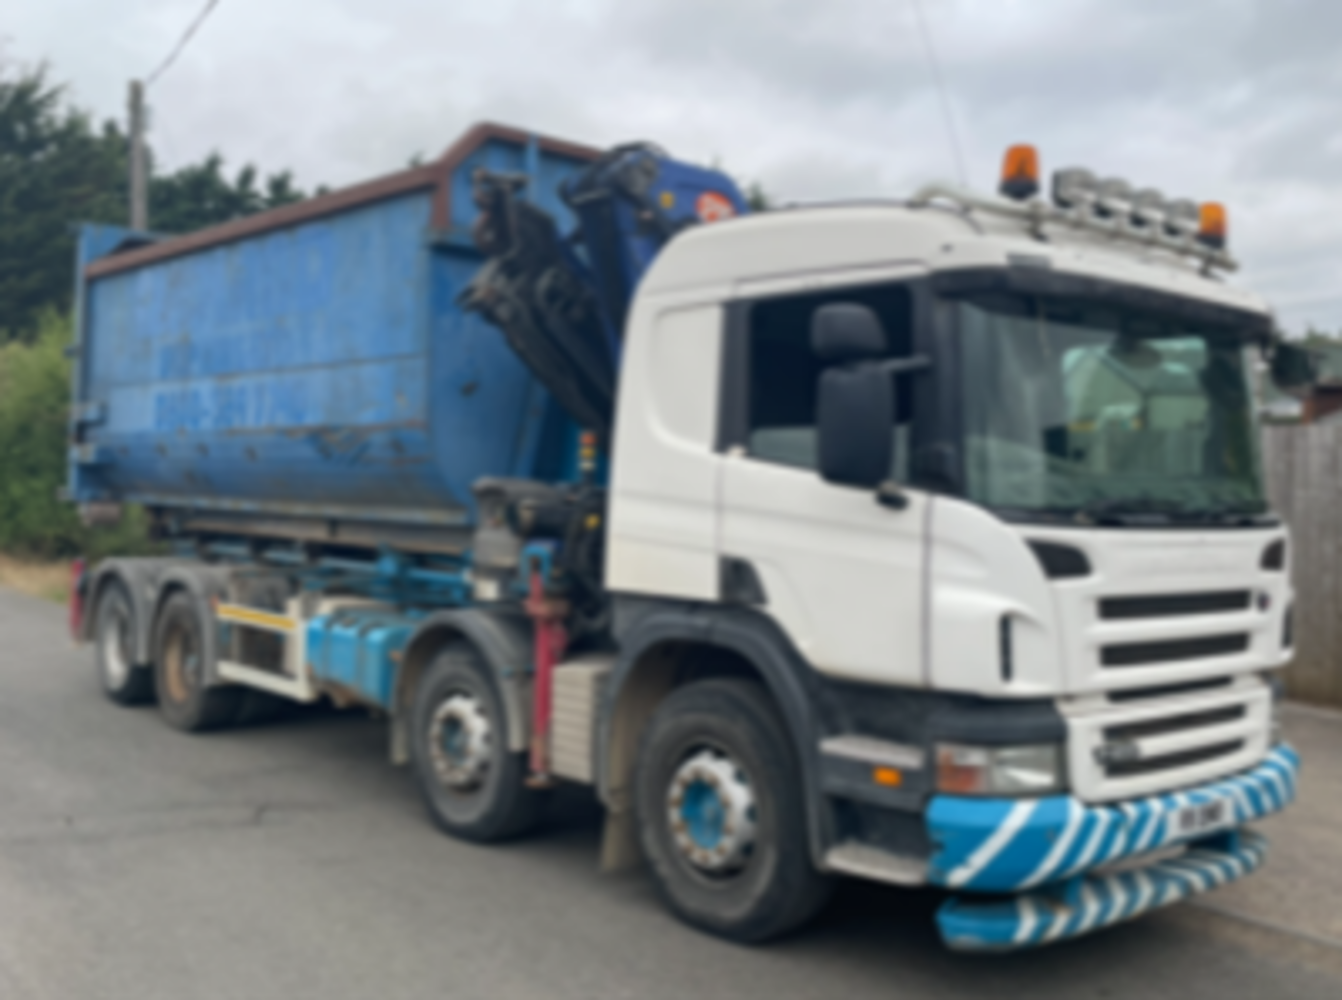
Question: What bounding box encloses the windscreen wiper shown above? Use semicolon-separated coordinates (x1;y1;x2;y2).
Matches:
1175;505;1272;527
1074;498;1185;526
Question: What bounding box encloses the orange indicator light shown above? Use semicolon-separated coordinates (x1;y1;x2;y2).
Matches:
999;145;1040;200
1197;202;1227;249
872;766;904;788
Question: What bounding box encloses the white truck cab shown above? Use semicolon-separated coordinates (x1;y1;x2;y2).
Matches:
603;157;1297;949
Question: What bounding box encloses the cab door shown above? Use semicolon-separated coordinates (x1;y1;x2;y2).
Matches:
717;280;928;687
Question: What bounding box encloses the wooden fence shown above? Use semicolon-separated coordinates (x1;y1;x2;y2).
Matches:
1262;423;1342;708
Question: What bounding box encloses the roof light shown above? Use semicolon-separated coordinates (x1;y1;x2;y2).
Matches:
999;144;1040;201
1095;178;1133;220
1130;188;1165;229
1051;167;1098;210
1164;199;1199;240
909;166;1237;270
1198;202;1227;249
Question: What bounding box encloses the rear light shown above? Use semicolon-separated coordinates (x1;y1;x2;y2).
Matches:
68;558;86;641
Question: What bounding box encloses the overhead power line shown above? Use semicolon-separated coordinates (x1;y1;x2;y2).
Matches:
145;0;222;87
909;0;968;188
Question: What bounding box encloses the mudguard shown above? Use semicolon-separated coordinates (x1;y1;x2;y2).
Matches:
396;607;535;755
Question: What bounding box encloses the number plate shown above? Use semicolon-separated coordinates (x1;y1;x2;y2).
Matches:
1168;797;1231;838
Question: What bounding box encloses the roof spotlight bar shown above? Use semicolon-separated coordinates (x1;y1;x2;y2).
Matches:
908;145;1237;273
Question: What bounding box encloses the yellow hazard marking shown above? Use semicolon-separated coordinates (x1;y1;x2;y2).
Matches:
216;603;297;632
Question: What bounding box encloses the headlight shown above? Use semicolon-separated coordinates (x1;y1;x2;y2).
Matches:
935;743;1066;796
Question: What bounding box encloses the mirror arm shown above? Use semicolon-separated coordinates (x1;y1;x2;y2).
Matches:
876;480;910;510
873;354;933;376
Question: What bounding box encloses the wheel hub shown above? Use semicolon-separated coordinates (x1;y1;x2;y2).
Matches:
666;749;758;874
428;694;492;790
162;625;199;704
100;608;131;687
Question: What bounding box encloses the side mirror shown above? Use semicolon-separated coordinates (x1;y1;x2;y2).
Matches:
813;304;893;488
1269;341;1317;396
817;366;894;488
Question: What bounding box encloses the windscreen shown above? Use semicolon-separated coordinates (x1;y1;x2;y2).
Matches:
957;293;1264;522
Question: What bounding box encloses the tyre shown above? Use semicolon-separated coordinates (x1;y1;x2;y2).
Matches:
634;679;833;943
410;641;543;842
94;582;155;705
152;590;242;732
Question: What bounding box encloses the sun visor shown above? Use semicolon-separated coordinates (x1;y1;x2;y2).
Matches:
930;266;1272;339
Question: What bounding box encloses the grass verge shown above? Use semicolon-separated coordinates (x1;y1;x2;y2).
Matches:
0;554;70;603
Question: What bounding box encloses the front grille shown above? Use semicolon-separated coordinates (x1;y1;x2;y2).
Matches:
1104;705;1245;742
1099;591;1251;620
1108;677;1233;703
1104;740;1244;778
1101;634;1249;668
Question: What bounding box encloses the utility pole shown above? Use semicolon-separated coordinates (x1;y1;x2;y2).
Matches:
128;80;148;231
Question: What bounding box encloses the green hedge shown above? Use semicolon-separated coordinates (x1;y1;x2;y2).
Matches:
0;312;155;559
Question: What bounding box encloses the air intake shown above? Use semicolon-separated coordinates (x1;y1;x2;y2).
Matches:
1099;591;1250;620
1028;541;1091;580
1101;634;1249;668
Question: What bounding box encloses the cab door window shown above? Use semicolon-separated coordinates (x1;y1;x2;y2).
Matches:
744;284;915;478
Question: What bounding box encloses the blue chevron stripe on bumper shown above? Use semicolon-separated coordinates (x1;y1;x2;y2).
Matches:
938;829;1267;951
926;744;1298;893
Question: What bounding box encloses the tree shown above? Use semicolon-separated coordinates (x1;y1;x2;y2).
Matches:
0;311;153;557
0;65;126;342
150;155;305;234
745;181;773;212
0;63;313;343
0;62;313;557
1302;328;1342;347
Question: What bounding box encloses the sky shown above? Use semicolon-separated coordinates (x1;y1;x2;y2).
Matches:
4;0;1341;333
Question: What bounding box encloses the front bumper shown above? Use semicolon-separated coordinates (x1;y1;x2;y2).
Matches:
926;743;1298;950
940;829;1266;951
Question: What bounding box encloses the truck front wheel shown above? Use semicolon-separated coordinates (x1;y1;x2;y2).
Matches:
409;642;543;842
94;582;155;705
634;679;832;943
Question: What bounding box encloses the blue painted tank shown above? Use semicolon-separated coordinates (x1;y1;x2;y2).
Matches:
68;124;600;539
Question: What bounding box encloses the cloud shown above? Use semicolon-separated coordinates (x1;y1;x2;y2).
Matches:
7;0;1342;330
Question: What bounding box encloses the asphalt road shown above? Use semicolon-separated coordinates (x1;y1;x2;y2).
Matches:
2;585;1341;1000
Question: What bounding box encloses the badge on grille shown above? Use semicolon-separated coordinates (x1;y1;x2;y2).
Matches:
1094;740;1142;766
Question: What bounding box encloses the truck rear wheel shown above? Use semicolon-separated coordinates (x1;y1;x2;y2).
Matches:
634;679;832;943
410;642;543;842
94;582;154;705
152;591;241;732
